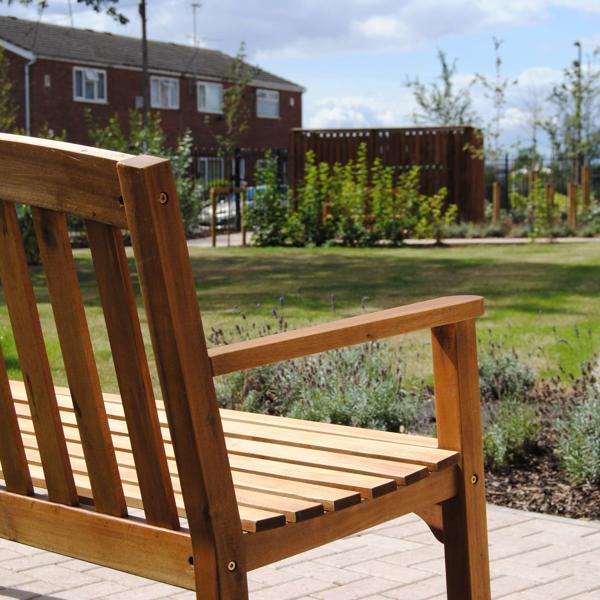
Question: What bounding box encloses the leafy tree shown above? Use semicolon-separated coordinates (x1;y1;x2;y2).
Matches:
87;110;204;235
474;38;517;162
0;47;17;133
542;45;600;179
406;50;478;126
211;42;255;162
3;0;128;23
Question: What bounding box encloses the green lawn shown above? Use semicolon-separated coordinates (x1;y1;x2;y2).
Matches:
1;242;599;390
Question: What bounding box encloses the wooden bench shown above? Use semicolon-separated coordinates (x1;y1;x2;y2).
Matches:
0;134;491;599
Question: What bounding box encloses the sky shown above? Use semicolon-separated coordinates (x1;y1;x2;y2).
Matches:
2;0;600;153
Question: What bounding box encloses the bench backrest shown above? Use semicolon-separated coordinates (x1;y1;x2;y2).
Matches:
0;134;244;588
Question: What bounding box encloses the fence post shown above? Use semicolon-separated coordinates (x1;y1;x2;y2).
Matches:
240;190;247;247
567;183;578;229
492;181;501;224
210;187;217;248
545;183;555;212
582;165;590;209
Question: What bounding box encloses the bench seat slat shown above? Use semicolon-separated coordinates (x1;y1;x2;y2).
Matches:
10;380;454;472
220;408;438;449
222;419;457;471
12;384;431;485
5;446;288;534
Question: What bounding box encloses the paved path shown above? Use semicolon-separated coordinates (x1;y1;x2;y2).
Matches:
188;233;600;248
1;505;599;599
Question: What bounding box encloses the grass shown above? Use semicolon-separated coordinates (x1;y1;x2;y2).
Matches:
1;242;599;391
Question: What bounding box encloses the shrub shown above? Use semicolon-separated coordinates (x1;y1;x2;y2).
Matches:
246;151;289;246
414;187;457;244
222;343;428;433
479;340;536;403
558;392;600;484
483;399;541;470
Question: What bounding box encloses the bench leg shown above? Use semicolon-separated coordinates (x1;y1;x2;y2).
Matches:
441;491;490;599
193;561;249;600
432;321;491;600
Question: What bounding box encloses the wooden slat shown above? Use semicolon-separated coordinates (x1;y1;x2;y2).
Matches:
0;133;128;228
0;349;32;495
222;419;458;471
118;155;246;598
221;409;439;449
0;490;196;590
12;387;427;488
226;437;429;484
12;442;286;535
85;220;179;530
0;201;77;506
208;295;484;376
231;469;361;510
235;488;323;523
245;467;458;570
32;207;126;517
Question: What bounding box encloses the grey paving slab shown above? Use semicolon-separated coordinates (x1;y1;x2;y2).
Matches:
0;505;599;600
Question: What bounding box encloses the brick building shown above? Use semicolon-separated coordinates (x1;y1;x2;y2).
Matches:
0;16;303;184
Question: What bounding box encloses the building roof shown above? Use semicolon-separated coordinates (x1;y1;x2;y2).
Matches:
0;16;303;92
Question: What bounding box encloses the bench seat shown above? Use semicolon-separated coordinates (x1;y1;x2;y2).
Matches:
6;380;459;534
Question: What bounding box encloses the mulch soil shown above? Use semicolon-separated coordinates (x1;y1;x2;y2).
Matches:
486;446;600;521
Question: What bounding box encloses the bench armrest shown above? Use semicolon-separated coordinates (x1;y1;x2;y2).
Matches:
208;295;483;376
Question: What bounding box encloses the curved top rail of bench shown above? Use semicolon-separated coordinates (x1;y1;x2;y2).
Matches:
0;133;138;228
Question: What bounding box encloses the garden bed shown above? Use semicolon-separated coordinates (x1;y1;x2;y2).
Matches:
486;445;600;521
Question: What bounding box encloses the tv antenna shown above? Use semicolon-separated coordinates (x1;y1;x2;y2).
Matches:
192;2;202;49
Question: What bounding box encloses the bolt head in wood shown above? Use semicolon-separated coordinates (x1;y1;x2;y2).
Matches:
159;192;169;205
471;474;478;484
227;560;237;572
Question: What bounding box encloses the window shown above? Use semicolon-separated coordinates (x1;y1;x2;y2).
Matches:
198;157;224;185
197;82;223;114
257;89;279;118
73;67;107;103
150;76;179;109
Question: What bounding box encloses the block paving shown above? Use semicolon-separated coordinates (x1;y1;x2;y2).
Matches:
1;505;599;599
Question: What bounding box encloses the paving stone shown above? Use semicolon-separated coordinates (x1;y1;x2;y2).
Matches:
319;545;397;568
348;559;433;584
250;577;334;600
310;576;399;600
18;564;99;588
278;560;366;585
381;575;446;599
56;580;129;599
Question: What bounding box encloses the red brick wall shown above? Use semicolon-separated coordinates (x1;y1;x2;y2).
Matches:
6;52;301;150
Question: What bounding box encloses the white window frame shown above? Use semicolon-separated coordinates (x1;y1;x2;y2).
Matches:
150;76;180;110
73;66;107;104
197;81;224;114
197;156;225;186
256;88;279;119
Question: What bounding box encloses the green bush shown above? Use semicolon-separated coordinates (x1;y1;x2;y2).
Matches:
86;110;203;235
246;151;289;246
216;339;428;433
483;399;541;470
414;186;457;243
479;341;536;402
558;393;600;484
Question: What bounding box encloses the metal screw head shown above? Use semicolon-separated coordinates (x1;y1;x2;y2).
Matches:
471;474;479;485
227;560;237;572
159;192;169;205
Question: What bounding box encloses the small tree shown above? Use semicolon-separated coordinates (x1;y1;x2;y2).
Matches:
474;38;517;163
406;50;478;126
87;110;204;235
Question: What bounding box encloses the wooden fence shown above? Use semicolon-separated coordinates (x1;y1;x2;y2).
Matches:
289;127;485;222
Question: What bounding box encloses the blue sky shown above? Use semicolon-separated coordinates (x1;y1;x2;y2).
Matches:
2;0;599;151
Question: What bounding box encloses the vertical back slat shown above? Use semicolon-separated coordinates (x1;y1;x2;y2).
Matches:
118;156;247;599
0;201;78;505
85;220;179;529
31;207;126;517
0;345;33;495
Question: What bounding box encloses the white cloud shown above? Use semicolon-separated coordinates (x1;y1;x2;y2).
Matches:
3;0;598;60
